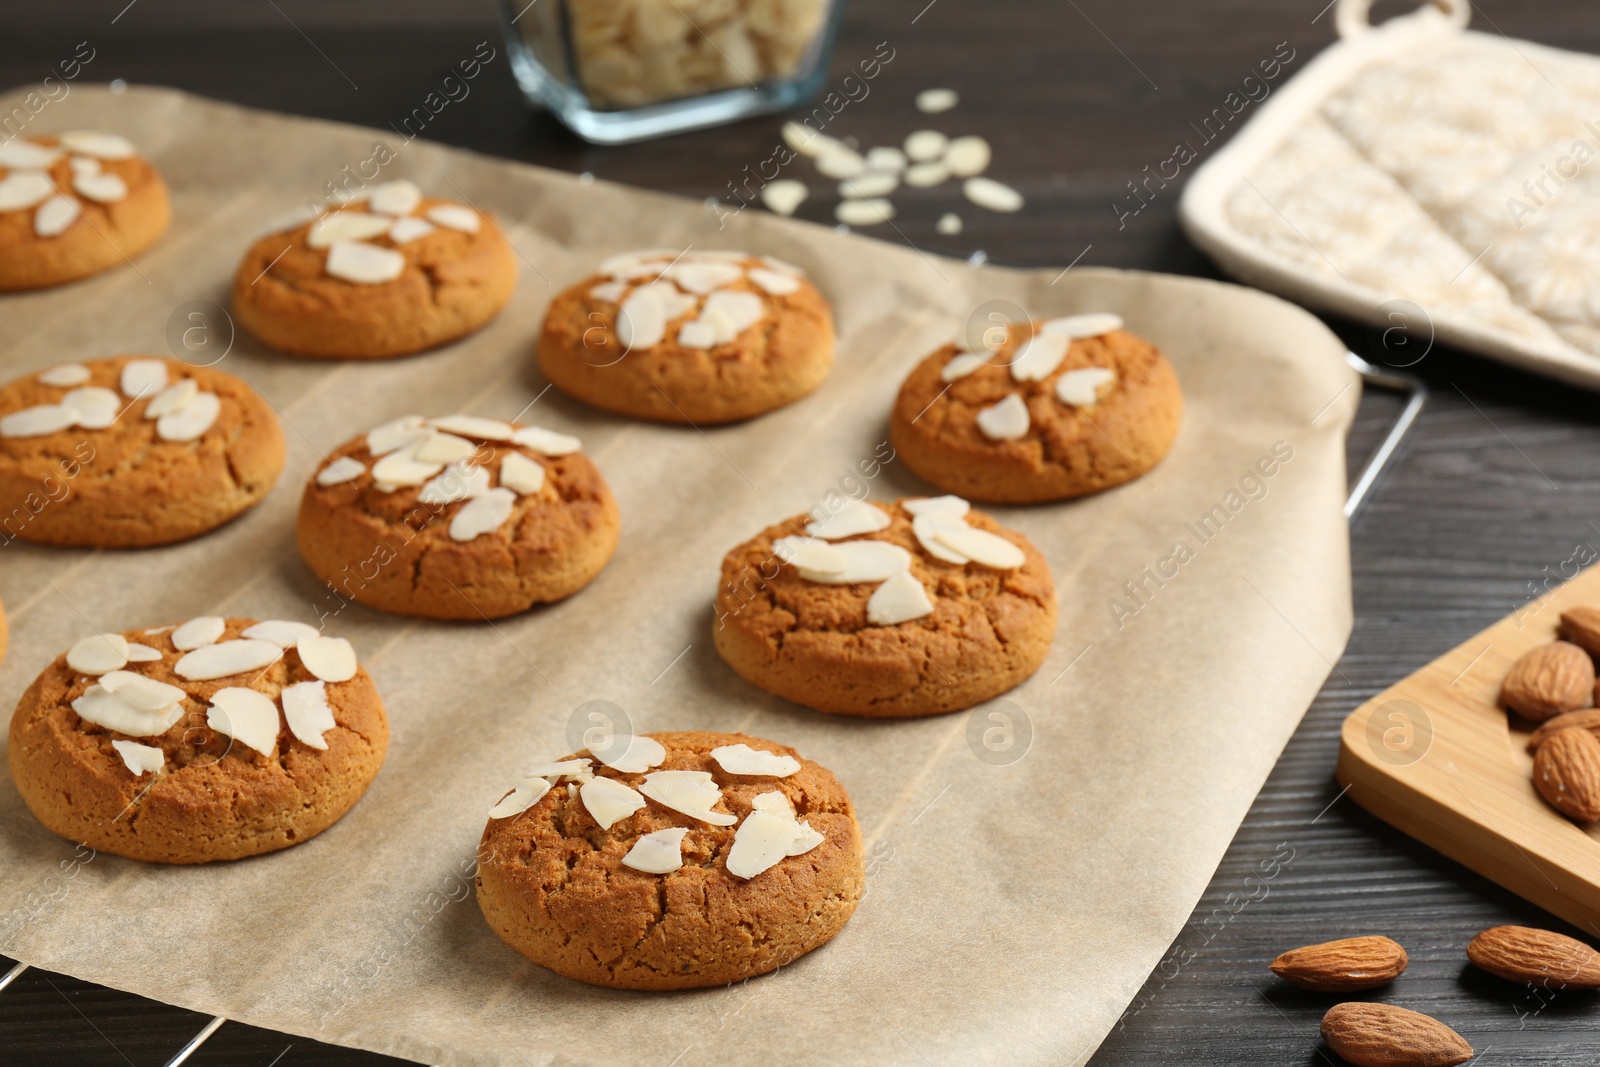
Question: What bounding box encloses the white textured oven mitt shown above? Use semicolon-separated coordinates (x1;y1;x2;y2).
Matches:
1183;0;1600;387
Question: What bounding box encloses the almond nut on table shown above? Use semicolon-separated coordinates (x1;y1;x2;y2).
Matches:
1500;640;1594;721
1268;935;1408;992
1532;726;1600;823
1319;1003;1473;1067
1525;707;1600;753
1466;925;1600;989
1558;606;1600;659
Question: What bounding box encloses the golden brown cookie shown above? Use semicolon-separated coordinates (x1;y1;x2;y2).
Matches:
0;356;285;547
537;249;834;424
890;314;1181;503
297;414;619;619
476;730;863;989
233;181;516;359
715;496;1056;717
8;616;388;863
0;132;170;291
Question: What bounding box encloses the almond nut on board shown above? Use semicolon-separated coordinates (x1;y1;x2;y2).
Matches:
1533;726;1600;823
1559;606;1600;658
1320;1003;1473;1067
1269;935;1408;992
1526;707;1600;753
1501;640;1593;722
1467;925;1600;989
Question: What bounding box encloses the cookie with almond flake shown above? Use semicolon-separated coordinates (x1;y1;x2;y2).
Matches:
714;496;1056;717
537;249;834;424
475;730;863;989
297;413;619;619
8;617;388;863
0;356;285;547
0;131;171;291
890;314;1181;503
232;180;517;359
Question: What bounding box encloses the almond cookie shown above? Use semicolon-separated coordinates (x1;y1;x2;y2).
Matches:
476;730;863;989
297;414;619;619
715;496;1056;717
537;249;834;424
233;180;516;359
0;132;170;291
890;314;1181;503
8;617;388;863
0;356;285;547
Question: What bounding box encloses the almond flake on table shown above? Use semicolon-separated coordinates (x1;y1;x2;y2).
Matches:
594;734;667;774
621;827;689;874
581;776;648;830
367;179;423;216
781;122;843;158
61;387;119;429
73;171;127;203
120;359;167;399
488;776;551;819
365;415;427;455
726;809;817;878
66;633;129;675
413;432;478;465
145;378;198;418
124;643;163;662
0;140;60;168
977;393;1030;440
98;670;186;712
944;135;991;178
174;638;283;681
799;540;912;584
903;495;970;517
371;449;444;488
905;130;949;162
316;455;366;486
37;362;91;387
710;743;801;777
34;195;80;237
835;198;895;226
528;759;594;781
426;204;480;232
667;260;744;294
325;240;405;284
759;179;808;217
242;620;322;647
1042;312;1123;338
937;212;963;235
904;161;949;187
419;461;490;505
307;211;393;249
772;535;848;574
913;510;971;564
498;450;545;495
281;680;337;750
512;425;581;455
449;487;516;541
940;352;986;381
840;171;898;199
1010;331;1070;382
297;634;358;683
963;176;1024;213
588;279;628;303
205;687;281;756
805;499;891;539
387;217;435;245
933;526;1025;569
171;616;226;651
867;568;935;624
429;414;515;441
916;88;959;112
0;403;76;437
1056;367;1116;407
156;391;220;442
748;267;801;296
59;131;135;159
639;770;737;825
815;146;867;179
0;171;57;212
865;146;908;172
111;739;164;777
72;686;183;736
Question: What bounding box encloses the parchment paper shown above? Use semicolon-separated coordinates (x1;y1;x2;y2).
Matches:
0;86;1358;1066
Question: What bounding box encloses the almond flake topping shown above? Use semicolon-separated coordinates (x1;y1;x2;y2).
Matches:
206;687;280;756
933;526;1025;569
639;770;737;825
581;776;648;830
1009;331;1070;382
171;616;226;651
594;734;667;774
72;686;183;737
772;535;848;574
528;759;594;781
498;451;545;495
174;639;283;681
37;362;91;387
125;643;163;662
710;743;801;777
326;240;405;284
111;740;164;777
726;809;824;879
903;495;969;517
281;680;336;750
120;359;167;399
449;487;516;542
752;790;795;817
34;195;79;237
426;204;479;232
145;379;198;419
912;510;971;564
242;620;321;647
805;499;891;540
70;157;100;177
387;217;434;245
413;431;477;465
1056;367;1116;408
488;777;550;819
1042;312;1122;338
0;171;56;213
365;415;427;455
977;393;1030;440
59;131;135;159
941;353;985;381
419;461;490;505
73;171;127;203
316;456;366;486
367;180;423;217
621;827;689;874
800;540;912;584
297;634;358;683
156;390;220;442
512;425;581;455
307;212;393;249
371;449;443;488
62;387;118;429
748;267;801;296
0;140;61;168
430;415;515;441
668;260;744;294
0;404;76;437
98;670;186;712
867;568;935;625
66;633;129;675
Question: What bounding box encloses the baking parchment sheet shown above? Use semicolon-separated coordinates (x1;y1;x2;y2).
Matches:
0;86;1358;1067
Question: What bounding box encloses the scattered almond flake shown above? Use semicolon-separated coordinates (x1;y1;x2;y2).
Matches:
805;499;891;540
1041;312;1123;338
963;176;1024;213
781;122;843;158
747;268;800;297
73;171;128;203
34;195;80;238
639;770;737;825
772;535;848;574
0;171;56;212
700;289;764;340
588;279;628;303
976;393;1030;440
72;685;182;736
120;359;167;400
916;88;959;113
427;204;480;232
1010;331;1070;382
281;680;336;750
98;670;186;712
59;131;135;159
316;455;366;486
37;362;91;387
934;526;1026;569
903;161;950;188
387;217;434;245
365;414;428;455
912;510;971;564
944;136;991;178
905;130;949;162
726;809;807;878
413;431;477;465
205;687;280;756
1056;367;1117;408
418;461;490;505
449;487;516;541
242;620;321;647
816;146;868;180
66;633;129;675
297;634;358;683
867;568;936;625
787;821;825;856
61;387;119;429
621;827;689;874
145;378;198;419
710;743;801;777
581;776;648;830
171;616;226;651
326;240;406;284
512;425;581;456
488;776;551;819
840;171;899;199
668;260;744;294
0;140;60;168
0;404;77;437
429;414;515;441
760;178;808;216
617;286;667;350
835;198;895;227
752;790;795;818
936;212;963;235
156;391;219;442
306;211;393;249
903;495;970;517
111;739;164;777
865;146;908;172
367;179;423;216
371;449;444;488
595;734;667;774
498;451;546;495
124;643;162;662
70;156;100;177
174;639;283;681
528;759;594;780
800;540;912;584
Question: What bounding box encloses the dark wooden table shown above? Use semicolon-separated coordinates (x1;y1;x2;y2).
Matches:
4;0;1600;1062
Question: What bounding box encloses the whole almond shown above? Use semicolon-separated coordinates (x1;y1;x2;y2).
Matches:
1559;606;1600;658
1526;707;1600;753
1320;1003;1473;1067
1270;936;1408;991
1501;641;1593;722
1467;925;1600;988
1533;726;1600;822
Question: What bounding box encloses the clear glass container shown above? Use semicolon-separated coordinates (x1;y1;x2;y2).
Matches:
497;0;844;144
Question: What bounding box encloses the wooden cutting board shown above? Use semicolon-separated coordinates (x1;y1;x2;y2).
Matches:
1338;562;1600;931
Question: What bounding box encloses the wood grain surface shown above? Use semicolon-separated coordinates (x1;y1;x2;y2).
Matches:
3;0;1599;1062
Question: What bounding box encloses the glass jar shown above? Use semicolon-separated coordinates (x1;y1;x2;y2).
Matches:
498;0;844;144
